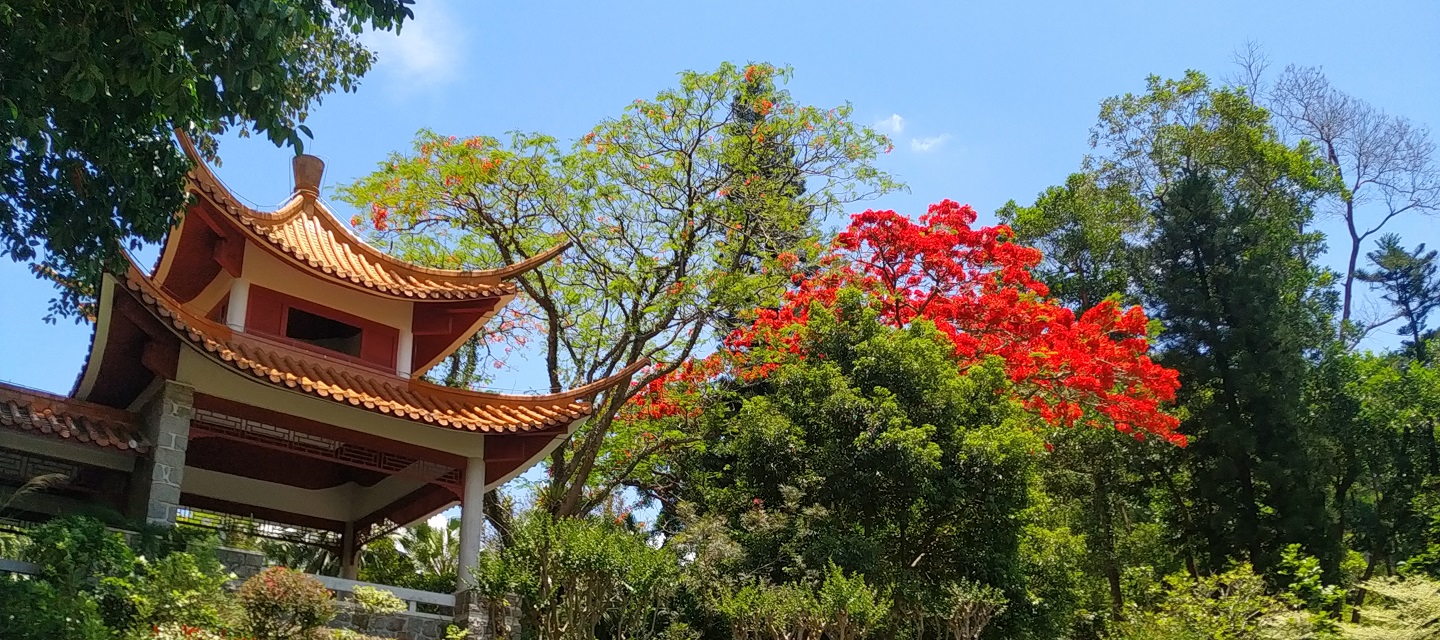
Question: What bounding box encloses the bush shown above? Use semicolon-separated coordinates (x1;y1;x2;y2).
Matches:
1106;564;1332;640
1341;575;1440;640
350;585;406;632
22;515;132;596
0;576;110;640
128;551;238;632
148;623;229;640
492;512;683;640
237;566;336;640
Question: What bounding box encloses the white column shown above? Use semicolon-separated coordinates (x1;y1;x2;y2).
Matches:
225;278;250;331
396;328;414;378
457;449;486;592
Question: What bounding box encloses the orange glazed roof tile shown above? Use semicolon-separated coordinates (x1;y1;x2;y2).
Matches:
177;133;568;301
0;382;150;453
119;266;643;433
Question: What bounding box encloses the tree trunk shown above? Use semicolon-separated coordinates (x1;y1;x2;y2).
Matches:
1094;472;1124;621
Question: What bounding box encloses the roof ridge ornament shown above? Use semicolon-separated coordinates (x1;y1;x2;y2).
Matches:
292;154;324;199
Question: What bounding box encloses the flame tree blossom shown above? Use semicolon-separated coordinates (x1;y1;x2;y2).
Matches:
629;200;1184;447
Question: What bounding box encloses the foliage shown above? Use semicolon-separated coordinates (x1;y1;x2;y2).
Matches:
937;581;1008;640
339;61;900;519
236;566;336;640
713;566;889;640
358;518;459;595
817;564;891;640
1341;575;1440;639
0;576;110;640
1108;565;1307;640
477;511;681;640
1274;544;1345;615
1357;235;1440;362
113;549;238;634
348;585;406;632
634;199;1182;448
147;624;230;640
1;0;414;318
997;172;1147;311
1145;170;1337;573
22;515;133;596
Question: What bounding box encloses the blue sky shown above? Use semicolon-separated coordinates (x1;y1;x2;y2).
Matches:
4;0;1439;398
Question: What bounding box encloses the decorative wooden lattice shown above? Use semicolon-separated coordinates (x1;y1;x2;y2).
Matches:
192;409;461;490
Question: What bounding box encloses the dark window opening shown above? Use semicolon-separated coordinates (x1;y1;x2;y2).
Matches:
285;307;362;357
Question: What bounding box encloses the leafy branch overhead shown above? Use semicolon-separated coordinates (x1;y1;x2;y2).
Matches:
1;0;415;320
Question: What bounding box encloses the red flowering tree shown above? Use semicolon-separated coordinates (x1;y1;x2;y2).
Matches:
630;199;1183;447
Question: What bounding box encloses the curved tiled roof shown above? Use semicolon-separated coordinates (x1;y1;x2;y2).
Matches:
176;133;568;300
119;267;644;433
0;383;150;453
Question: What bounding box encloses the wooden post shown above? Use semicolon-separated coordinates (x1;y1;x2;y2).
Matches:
339;521;359;580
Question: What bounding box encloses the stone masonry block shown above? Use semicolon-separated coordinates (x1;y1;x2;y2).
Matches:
153;445;186;468
147;501;176;523
149;482;181;505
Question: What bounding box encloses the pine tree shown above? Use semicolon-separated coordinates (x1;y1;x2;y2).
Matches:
1143;171;1337;573
1357;234;1440;363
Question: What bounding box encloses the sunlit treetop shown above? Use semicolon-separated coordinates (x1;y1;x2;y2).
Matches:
630;199;1185;447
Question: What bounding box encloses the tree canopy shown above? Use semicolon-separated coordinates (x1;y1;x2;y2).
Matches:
1;0;414;318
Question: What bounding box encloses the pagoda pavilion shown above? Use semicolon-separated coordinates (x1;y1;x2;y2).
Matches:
0;136;636;633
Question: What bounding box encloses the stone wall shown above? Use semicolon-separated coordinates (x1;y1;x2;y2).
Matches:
453;590;522;640
330;603;453;640
213;545;267;581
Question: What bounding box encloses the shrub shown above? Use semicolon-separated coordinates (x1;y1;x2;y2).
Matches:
350;585;406;631
0;576;110;640
148;623;229;640
237;566;336;640
1341;575;1440;640
22;515;132;596
128;551;238;632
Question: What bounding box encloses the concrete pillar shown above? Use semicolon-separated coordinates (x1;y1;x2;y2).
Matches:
339;521;359;580
128;381;195;526
457;453;486;590
455;449;501;638
396;328;414;378
225;278;250;332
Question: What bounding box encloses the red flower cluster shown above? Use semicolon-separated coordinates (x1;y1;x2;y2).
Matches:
629;200;1184;446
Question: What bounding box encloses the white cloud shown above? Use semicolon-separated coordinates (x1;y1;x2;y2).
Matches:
875;114;906;135
910;134;950;153
427;513;450;530
363;2;465;87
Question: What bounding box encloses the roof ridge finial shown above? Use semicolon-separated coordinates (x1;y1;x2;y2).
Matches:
292;154;324;199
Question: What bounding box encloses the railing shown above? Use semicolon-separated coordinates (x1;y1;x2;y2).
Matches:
311;574;455;619
0;557;40;575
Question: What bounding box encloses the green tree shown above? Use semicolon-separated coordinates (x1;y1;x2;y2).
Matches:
1000;172;1161;624
1;0;414;318
997;172;1147;311
338;62;899;519
1357;235;1440;363
1144;171;1336;574
665;294;1046;637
